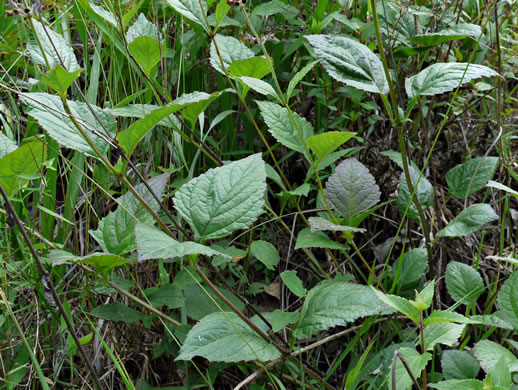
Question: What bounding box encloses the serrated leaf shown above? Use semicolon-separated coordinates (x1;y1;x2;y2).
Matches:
308;216;366;233
250;240;280;270
441;350;480;380
429;379;483;390
391;347;432;390
165;0;209;32
288;183;311;197
473;340;518;372
173;154;266;240
405;63;500;99
271;310;299;332
0;140;46;196
129;36;163;76
91;302;145;324
294;279;391;339
135;223;228;261
228;57;270;79
21;92;116;158
144;284;184;309
324;158;381;219
445;261;484;305
397;166;434;221
287;60;319;100
256;100;314;158
446;157;498;198
116;92;217;156
280;270;307;297
27;19;80;71
177;312;280;362
436;204;498;238
424;310;479;326
210;35;254;75
410;23;482;46
423;322;465;351
238;77;278;99
295;228;345;250
497;271;518;330
126;14;159;43
393;248;428;288
40;65;83;97
0;133;17;159
91;174;170;255
89;3;118;27
305;34;388;94
306;131;356;162
372;287;420;324
76;253;129;275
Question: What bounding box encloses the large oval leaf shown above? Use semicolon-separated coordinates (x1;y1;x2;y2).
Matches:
324;158;381;219
210;35;254;75
173;154;266;240
497;271;518;331
445;261;484;305
305;34;389;94
405;62;500;98
177;312;280;362
294;279;390;339
445;156;498;199
409;23;483;47
436;203;498;238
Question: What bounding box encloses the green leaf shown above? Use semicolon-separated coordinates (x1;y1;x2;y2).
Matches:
173;154;266;240
391;348;432;390
497;271;518;330
90;174;170;255
271;310;299;332
182;282;245;321
486;180;518;198
144;284;184;309
250;240;280;270
237;77;279;99
40;65;83;97
165;0;209;32
177;312;280;362
210;35;254;75
228;57;270;79
129;36;163;76
446;157;499;198
372;288;420;324
423;322;465;351
486;356;511;389
256;100;314;158
470;313;513;330
295;228;345;250
288;183;311;197
381;150;420;172
424;310;480;326
436;204;498;238
287;60;319;100
410;23;483;46
76;253;129;275
472;340;518;372
308;216;366;233
21;92;116;158
441;350;480;380
89;3;118;27
135;223;228;261
324;158;381;218
306;131;356;162
405;63;500;99
280;270;307;297
393;248;428;288
429;379;483;390
0;140;46;196
445;261;484;305
0;133;17;159
91;302;145;324
116;92;218;156
125;13;159;42
305;34;389;94
294;279;391;339
215;0;230;29
27;19;80;71
397;166;434;221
